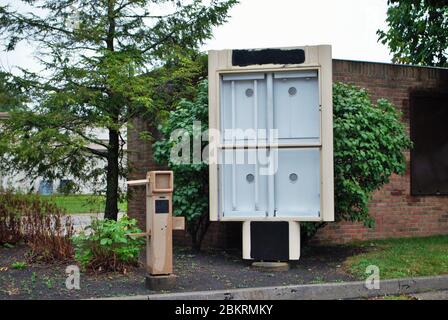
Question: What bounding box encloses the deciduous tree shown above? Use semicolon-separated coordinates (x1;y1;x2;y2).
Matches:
0;0;237;219
378;0;448;67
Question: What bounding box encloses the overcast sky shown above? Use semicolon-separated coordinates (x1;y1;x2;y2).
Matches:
0;0;392;73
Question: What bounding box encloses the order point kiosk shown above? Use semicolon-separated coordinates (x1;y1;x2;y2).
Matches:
127;171;185;289
208;45;334;262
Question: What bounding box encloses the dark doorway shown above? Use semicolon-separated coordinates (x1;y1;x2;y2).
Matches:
410;91;448;195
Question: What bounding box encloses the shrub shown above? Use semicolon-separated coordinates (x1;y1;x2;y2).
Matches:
332;83;411;224
0;192;74;261
302;82;412;240
153;80;209;251
23;199;74;262
73;216;145;273
0;193;23;244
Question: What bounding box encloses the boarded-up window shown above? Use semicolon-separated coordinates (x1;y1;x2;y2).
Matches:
410;91;448;195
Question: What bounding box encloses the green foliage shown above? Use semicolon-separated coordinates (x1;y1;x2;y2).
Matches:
73;216;145;272
153;80;209;250
147;53;208;124
332;82;411;228
378;0;448;67
0;71;26;112
0;0;238;220
10;261;27;270
300;222;325;243
134;52;208;144
56;180;79;195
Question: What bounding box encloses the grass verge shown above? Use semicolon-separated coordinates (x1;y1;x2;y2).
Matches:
344;235;448;279
40;195;127;214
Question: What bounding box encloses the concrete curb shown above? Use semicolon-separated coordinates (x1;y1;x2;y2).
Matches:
102;275;448;300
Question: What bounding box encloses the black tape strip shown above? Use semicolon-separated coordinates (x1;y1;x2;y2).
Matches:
232;48;305;67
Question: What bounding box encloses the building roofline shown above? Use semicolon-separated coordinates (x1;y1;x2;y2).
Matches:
333;58;448;71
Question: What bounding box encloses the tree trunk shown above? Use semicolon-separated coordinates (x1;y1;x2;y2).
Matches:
104;128;120;220
189;212;210;252
103;0;119;221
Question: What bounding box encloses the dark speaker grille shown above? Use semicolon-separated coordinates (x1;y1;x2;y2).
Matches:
250;222;289;261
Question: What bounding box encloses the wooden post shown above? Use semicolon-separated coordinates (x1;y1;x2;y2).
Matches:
147;171;173;275
127;171;185;290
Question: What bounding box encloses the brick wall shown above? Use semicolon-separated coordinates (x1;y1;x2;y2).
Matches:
128;59;448;247
315;59;448;243
127;117;161;228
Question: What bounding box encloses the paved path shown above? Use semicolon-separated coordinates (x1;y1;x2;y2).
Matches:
102;275;448;300
67;212;126;233
411;290;448;300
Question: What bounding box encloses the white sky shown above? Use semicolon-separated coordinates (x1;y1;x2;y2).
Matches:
203;0;392;62
0;0;392;73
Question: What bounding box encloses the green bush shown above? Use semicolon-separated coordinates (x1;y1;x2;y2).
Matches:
73;216;145;272
153;80;209;251
332;83;411;224
302;82;412;240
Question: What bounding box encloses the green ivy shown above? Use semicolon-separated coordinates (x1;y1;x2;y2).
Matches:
153;80;209;250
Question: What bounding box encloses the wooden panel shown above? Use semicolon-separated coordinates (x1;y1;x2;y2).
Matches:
126;232;148;237
127;179;148;186
149;171;173;193
0;112;9;120
172;216;185;230
148;195;173;275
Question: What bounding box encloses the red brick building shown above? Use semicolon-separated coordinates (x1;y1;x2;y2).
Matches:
128;59;448;248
